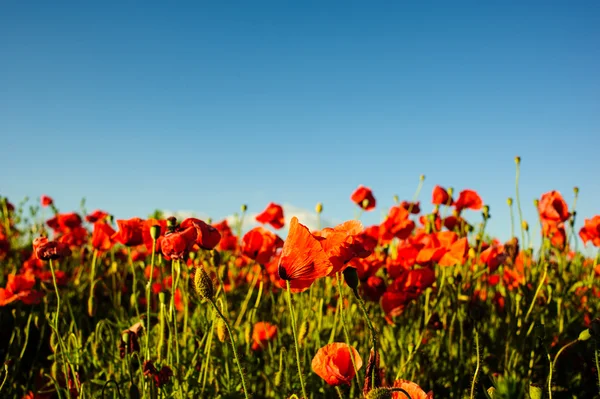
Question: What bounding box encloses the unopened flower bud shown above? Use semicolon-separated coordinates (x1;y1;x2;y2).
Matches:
241;204;248;212
522;221;529;231
315;202;323;214
216;318;228;342
529;384;542;399
573;187;579;195
362;199;370;209
393;195;399;204
150;225;161;240
343;267;360;296
483;205;490;219
515;156;521;165
506;197;513;206
447;187;454;197
419;174;425;181
578;328;591;341
533;198;539;207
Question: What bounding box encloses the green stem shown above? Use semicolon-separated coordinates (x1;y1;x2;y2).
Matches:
336;274;360;393
209;299;250;399
595;342;600;396
286;281;308;399
146;238;157;360
515;160;525;248
352;289;378;390
469;328;480;399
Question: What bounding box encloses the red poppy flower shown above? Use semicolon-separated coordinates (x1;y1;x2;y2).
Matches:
40;195;53;207
380;206;415;242
213;220;239;251
479;244;507;273
432;185;452;206
361;275;386;302
400;201;421;214
241;227;284;266
47;212;83;233
112;218;145;247
542;220;566;249
180;218;221;250
454;189;483;213
142;218;167;253
311;342;363;386
580;215;600;247
33;236;72;261
85;210;109;224
255;202;285;229
438;237;469;267
381;268;435;317
160;225;198;260
251;321;278;351
538;191;570;223
351;185;376;211
277;217;332;292
0;272;44;306
313;220;369;275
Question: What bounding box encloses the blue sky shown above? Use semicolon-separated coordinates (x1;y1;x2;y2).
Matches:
1;1;599;249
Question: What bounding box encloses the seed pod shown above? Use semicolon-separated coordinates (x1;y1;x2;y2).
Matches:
193;267;214;301
315;202;323;214
216;318;228;343
298;320;309;346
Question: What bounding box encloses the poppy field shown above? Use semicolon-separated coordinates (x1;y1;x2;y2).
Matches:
1;159;600;399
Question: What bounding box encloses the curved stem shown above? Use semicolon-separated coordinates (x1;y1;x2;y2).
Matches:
469;328;480;399
336;274;360;390
286;281;308;399
352;289;378;390
209;299;250;399
146;238;156;360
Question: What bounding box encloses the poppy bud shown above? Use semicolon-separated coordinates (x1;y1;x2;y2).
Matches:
522;221;529;231
393;195;399;204
216;318;228;343
362;199;370;209
129;382;141;399
193;267;214;301
529;384;542;399
578;328;591;342
167;217;177;228
487;386;496;398
533;198;539;207
206;217;213;224
343;267;360;296
150;225;161;240
241;204;248;212
483;205;490;220
315;202;323;214
573;186;579;195
419;174;425;181
366;388;393;399
506;198;513;206
244;323;252;346
515;156;521;165
447;187;454;197
298;320;309;346
88;297;96;317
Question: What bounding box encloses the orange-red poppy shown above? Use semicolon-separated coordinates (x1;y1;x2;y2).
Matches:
538;191;570;223
251;321;278;351
454;189;483;213
580;215;600;247
91;222;116;252
277;217;332;292
392;379;433;398
311;342;363;386
241;227;283;266
33;236;72;261
255;202;285;229
351;185;376;211
40;195;53;207
112;218;145;247
432;185;452;206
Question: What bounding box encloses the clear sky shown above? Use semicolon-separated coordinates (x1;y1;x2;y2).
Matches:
2;1;599;249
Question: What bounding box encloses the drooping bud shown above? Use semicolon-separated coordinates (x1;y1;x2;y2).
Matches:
343;267;360;297
483;205;490;220
241;204;248;212
507;197;513;207
533;198;539;208
211;250;221;268
522;221;529;231
166;217;177;233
